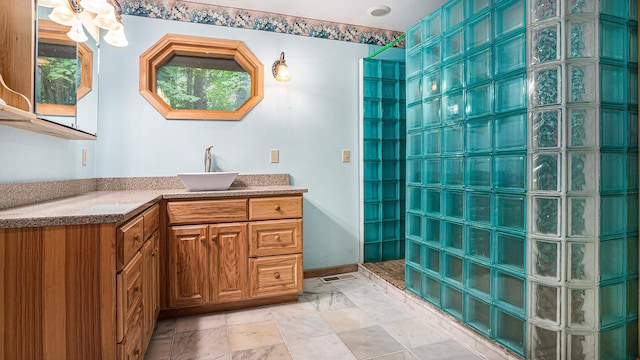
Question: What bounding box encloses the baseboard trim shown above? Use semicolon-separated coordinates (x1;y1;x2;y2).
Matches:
303;264;359;279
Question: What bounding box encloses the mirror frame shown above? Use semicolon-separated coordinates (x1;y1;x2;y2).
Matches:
36;19;93;117
140;34;264;121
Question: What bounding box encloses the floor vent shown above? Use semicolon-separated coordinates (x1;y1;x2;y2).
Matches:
320;273;357;283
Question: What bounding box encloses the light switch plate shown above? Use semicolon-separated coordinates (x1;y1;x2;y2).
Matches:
342;149;350;163
82;148;87;166
270;149;279;163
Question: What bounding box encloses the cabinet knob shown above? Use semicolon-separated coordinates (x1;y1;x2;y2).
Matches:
134;234;140;241
274;272;281;279
211;235;218;242
274;235;280;241
274;205;281;211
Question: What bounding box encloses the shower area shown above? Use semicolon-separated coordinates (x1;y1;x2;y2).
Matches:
360;0;639;358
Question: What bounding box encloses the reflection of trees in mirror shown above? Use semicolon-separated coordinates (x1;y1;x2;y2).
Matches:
156;65;251;111
36;43;78;106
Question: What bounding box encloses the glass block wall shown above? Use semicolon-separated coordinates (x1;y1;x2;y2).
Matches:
360;58;407;262
405;0;639;358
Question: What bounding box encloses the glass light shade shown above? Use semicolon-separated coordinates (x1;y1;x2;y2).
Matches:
67;21;88;42
93;7;121;30
274;63;290;81
49;4;77;26
104;27;128;47
38;0;60;8
79;0;112;14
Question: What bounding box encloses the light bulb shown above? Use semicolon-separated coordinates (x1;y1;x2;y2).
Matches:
104;27;128;47
275;64;290;82
49;3;77;26
93;6;121;30
67;20;88;42
79;0;112;14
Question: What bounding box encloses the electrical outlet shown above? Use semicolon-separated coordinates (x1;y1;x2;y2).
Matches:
270;149;279;163
342;149;350;163
82;148;87;166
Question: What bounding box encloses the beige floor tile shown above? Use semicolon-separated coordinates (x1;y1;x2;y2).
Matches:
320;307;377;333
227;320;284;352
145;338;173;360
268;298;318;319
383;317;453;348
299;291;356;311
369;351;419;360
175;312;226;333
410;339;482;360
287;333;357;360
275;312;334;344
170;327;228;360
226;305;275;326
231;343;292;360
338;325;406;359
152;318;177;340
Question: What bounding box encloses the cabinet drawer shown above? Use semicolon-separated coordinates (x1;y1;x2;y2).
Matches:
249;219;302;257
117;315;143;360
167;199;248;225
142;204;159;238
118;215;145;268
249;254;302;298
249;196;302;221
117;252;143;342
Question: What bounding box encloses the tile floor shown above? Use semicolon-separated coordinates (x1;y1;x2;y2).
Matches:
145;270;518;360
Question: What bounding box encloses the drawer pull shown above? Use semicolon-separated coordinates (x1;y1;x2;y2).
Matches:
274;235;281;241
211;235;218;242
274;205;281;211
134;234;140;242
274;272;281;279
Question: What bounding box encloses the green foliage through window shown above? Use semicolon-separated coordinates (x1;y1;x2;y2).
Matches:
36;57;77;105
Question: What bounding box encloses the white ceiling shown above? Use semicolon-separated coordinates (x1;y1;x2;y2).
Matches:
185;0;449;32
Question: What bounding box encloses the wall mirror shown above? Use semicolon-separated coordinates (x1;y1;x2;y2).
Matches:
140;34;264;121
35;5;99;135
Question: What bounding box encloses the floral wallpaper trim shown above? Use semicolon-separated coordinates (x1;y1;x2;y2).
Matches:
121;0;406;48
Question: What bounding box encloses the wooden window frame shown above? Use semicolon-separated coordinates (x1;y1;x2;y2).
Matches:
139;34;264;121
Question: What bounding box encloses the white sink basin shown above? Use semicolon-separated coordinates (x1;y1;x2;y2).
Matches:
177;172;238;191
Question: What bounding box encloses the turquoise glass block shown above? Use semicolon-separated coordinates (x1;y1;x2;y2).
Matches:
530;22;561;64
406;23;422;51
496;232;525;273
530;65;562;107
423;69;441;99
630;112;639;148
629;279;639;317
382;200;399;220
424;98;441;127
601;195;627;237
407;103;422;130
467;191;492;224
363;118;381;139
382;161;398;179
467;225;491;260
466;83;492;118
531;0;560;22
364;202;380;222
466;117;492;153
495;73;527;113
568;241;597;282
466;12;491;51
466;156;492;188
381;140;397;160
381;240;400;260
423;128;441;155
495;112;527;151
628;237;639;276
406;264;422;295
442;283;464;319
466;47;491;85
407;159;422;184
423;9;442;42
407;212;422;239
442;60;464;93
381;61;398;79
423;41;441;70
533;196;561;237
495;194;525;232
442;91;464;122
425;217;441;244
363;223;380;243
424;158;441;185
363;181;381;202
532;153;560;191
531;283;560;323
494;31;526;76
494;0;525;39
495;154;526;191
531;238;560;280
568;287;597;329
601;326;626;360
567;16;597;59
426;189;441;214
407;186;422;212
600;153;627;192
444;253;464;284
630;26;638;62
467;0;490;17
443;123;464;153
629;68;638;105
443;0;464;31
567;62;597;103
443;28;464;61
364;243;381;262
495;271;525;312
467;261;491;296
601;108;628;148
600;282;626;327
600;0;628;18
567;196;596;237
382;100;398;119
600;238;626;282
425;244;441;274
444;191;464;219
600;20;627;61
422;274;441;306
364;98;382;118
364;140;381;159
629;194;639;232
532;108;561;149
363;58;379;75
382;80;398;100
530;325;561;360
382;120;398;139
600;64;626;104
465;295;491;335
364;161;381;181
443;156;464;186
444;221;464;252
632;0;639;20
494;308;525;356
407;75;422;103
567;106;597;148
363;78;381;98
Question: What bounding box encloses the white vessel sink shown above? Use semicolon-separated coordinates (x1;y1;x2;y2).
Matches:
177;172;238;191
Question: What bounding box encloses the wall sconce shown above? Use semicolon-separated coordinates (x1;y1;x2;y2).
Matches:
39;0;128;47
272;52;290;82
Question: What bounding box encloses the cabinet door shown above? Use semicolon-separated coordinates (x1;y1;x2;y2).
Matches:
167;225;209;308
209;223;248;302
141;231;159;350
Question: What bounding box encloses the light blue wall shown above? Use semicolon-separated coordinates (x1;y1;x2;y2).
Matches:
95;15;404;269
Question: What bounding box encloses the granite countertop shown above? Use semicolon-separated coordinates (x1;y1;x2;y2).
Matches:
0;180;307;229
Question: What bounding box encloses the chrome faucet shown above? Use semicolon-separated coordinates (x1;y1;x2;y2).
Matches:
204;146;214;172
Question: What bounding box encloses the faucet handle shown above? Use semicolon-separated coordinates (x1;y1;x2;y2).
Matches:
205;146;214;172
